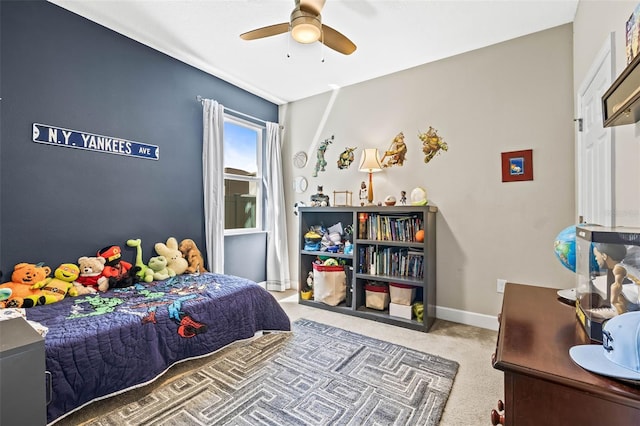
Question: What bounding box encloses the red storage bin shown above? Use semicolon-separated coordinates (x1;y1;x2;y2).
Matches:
365;283;389;310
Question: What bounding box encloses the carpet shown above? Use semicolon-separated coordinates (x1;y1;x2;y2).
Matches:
85;319;459;425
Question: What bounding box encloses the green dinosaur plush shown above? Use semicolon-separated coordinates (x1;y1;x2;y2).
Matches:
145;256;175;282
126;238;148;280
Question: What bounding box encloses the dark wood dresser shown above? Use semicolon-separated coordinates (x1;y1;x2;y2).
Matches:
491;282;640;425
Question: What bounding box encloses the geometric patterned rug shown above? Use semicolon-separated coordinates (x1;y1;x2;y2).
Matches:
85;318;458;426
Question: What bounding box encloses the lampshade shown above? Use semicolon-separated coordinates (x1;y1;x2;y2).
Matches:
359;148;383;173
291;15;321;44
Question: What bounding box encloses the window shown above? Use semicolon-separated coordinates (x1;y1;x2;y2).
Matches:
223;116;263;232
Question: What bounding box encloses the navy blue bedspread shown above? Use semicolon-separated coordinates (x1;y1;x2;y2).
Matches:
26;273;291;424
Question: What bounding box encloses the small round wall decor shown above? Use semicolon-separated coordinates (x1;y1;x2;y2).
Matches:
293;176;308;193
293;151;307;168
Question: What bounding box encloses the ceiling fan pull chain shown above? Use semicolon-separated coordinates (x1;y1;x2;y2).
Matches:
320;30;325;63
287;27;292;58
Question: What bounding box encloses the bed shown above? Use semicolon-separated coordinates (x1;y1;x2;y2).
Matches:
24;272;291;424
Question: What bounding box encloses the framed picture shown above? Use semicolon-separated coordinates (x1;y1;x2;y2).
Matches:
333;190;353;207
501;149;533;182
627;3;640;64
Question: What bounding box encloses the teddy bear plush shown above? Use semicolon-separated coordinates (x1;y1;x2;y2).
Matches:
97;245;140;289
29;263;81;305
75;256;109;292
145;256;175;282
0;262;52;308
155;237;188;276
178;239;208;274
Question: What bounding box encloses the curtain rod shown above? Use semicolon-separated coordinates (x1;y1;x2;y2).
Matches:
196;95;270;126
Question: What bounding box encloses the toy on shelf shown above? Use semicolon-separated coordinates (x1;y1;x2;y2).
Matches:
591;243;632;317
410;187;428;206
304;229;323;251
294;201;306;216
310;186;330;207
301;271;314;300
359;181;367;206
400;191;407;205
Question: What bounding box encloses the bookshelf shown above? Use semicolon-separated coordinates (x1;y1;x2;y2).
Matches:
298;205;437;332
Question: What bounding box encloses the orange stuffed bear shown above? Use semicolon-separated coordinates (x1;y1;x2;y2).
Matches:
0;262;52;308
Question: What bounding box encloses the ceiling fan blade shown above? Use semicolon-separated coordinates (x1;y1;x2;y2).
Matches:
321;24;356;55
240;23;290;41
299;0;326;15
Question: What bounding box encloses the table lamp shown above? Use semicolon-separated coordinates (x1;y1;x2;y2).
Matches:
359;148;383;205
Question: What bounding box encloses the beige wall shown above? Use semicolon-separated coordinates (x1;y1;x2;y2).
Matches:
574;1;640;227
281;23;575;322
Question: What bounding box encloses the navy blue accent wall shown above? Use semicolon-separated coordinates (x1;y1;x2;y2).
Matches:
0;1;277;278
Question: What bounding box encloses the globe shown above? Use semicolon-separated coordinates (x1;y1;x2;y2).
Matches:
554;225;600;274
410;187;428;205
554;225;577;272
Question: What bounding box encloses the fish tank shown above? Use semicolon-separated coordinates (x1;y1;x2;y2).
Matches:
575;225;640;342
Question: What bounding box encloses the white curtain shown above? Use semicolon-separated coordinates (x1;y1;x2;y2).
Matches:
202;99;225;273
265;122;291;291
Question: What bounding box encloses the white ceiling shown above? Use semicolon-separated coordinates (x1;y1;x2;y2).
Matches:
49;0;578;105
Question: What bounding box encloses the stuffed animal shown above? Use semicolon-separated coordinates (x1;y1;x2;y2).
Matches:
126;238;149;281
72;282;96;296
76;256;109;292
0;263;52;308
97;245;140;289
178;239;208;274
29;263;81;305
155;237;188;276
0;288;11;301
97;245;133;278
145;256;175;282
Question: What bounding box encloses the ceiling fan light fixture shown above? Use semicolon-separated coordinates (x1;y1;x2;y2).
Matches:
290;12;321;43
240;1;356;55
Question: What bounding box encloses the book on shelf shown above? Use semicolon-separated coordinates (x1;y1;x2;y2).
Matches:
357;246;424;279
362;213;424;242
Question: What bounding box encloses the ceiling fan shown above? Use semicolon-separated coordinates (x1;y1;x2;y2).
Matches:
240;0;357;55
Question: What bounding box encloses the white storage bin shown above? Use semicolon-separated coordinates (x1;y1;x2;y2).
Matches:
313;263;346;306
389;302;413;320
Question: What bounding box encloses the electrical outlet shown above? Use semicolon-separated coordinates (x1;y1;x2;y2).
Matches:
497;279;507;293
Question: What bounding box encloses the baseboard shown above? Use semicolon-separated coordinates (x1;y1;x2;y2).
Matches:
261;280;296;292
436;305;499;331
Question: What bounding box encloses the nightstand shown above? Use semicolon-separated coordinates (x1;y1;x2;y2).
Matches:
0;317;46;425
491;283;640;425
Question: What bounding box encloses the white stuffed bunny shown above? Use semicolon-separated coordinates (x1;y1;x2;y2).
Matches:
154;237;189;276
